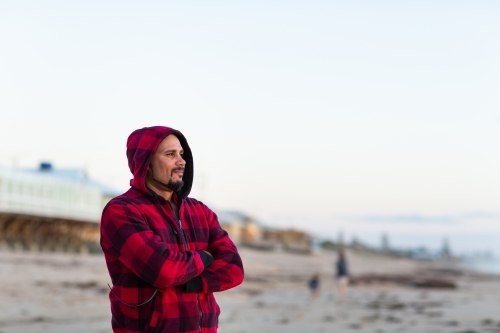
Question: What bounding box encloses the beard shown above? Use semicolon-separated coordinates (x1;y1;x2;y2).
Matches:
152;177;184;192
150;166;185;192
165;179;184;192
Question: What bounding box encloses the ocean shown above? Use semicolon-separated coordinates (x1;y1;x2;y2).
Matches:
461;258;500;275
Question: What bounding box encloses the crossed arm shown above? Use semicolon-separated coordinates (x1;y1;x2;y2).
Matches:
183;205;245;293
100;199;244;292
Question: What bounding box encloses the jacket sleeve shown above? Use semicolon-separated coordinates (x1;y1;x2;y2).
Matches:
100;199;208;289
184;205;244;293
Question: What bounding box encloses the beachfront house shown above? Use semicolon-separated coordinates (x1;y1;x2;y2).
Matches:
0;162;119;253
217;210;265;246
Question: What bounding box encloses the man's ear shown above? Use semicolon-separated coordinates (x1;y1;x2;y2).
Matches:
146;163;153;178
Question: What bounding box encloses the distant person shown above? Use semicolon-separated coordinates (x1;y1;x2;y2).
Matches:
308;272;320;300
336;249;349;302
100;126;244;333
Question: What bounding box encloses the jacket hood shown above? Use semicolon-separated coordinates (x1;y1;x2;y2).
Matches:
126;126;194;200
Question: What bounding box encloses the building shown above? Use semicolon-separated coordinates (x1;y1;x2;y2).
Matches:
217;210;312;253
262;227;312;254
217;210;264;246
0;163;119;253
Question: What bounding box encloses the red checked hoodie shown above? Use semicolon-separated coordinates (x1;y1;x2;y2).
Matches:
100;126;244;333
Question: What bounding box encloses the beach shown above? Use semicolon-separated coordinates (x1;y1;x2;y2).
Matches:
0;248;499;333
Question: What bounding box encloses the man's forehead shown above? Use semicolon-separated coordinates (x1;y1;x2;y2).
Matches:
157;134;183;151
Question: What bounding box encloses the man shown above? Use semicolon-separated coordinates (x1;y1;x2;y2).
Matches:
100;126;244;333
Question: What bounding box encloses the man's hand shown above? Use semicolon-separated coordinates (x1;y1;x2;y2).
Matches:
196;250;214;269
182;250;214;292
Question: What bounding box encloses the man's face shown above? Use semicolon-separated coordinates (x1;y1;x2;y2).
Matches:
148;134;186;191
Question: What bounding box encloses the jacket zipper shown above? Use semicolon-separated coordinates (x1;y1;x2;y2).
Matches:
197;293;203;333
167;202;188;251
169;201;202;333
177;218;188;251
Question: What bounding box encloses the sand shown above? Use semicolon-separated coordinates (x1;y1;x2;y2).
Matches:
0;248;499;333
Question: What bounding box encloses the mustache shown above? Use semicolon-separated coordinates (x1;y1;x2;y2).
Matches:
171;167;185;175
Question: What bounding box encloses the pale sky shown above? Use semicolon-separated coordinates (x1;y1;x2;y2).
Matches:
1;1;499;254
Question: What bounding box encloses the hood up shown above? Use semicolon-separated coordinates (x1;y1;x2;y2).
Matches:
126;126;194;200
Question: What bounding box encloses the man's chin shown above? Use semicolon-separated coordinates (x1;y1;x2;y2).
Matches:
166;180;184;192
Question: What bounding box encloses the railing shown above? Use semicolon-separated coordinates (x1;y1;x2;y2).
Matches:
0;169;103;223
0;169;108;253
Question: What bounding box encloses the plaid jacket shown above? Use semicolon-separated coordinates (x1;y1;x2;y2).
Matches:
100;126;244;333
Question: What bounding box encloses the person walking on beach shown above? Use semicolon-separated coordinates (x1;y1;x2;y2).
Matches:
100;126;244;333
308;272;320;300
336;249;349;303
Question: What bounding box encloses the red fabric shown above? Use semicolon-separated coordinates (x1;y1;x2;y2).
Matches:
101;126;244;333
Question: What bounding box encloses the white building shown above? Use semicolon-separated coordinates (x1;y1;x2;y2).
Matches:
0;163;118;252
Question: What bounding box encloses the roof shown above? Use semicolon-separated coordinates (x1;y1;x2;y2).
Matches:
214;209;274;230
22;162;120;197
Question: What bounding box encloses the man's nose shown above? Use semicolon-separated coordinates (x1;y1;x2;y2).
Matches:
177;155;186;166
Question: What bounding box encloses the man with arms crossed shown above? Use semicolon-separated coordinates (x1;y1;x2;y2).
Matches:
101;126;244;333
